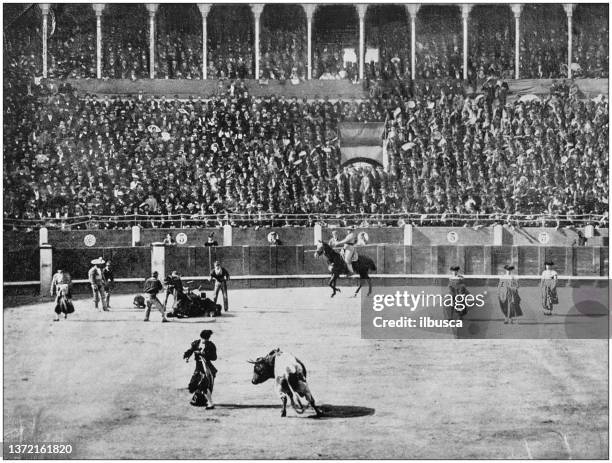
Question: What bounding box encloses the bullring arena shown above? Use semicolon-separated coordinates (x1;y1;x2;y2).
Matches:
3;223;609;459
3;1;610;460
3;286;608;459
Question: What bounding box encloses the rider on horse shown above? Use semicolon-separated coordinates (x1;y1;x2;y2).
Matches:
333;226;358;275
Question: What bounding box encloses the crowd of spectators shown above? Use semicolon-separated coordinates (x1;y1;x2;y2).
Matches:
260;26;307;81
572;5;609;78
468;7;514;81
384;80;608;223
156;31;202;80
3;71;608;230
5;4;608;81
519;5;568;79
3;4;608;231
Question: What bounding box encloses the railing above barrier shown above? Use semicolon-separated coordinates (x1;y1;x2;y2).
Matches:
4;212;608;230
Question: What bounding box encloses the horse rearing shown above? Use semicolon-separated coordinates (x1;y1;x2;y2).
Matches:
314;241;376;297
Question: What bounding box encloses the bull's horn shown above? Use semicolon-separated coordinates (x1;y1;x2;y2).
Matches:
246;359;256;364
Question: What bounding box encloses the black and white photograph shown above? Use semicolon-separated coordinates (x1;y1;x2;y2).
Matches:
2;1;609;460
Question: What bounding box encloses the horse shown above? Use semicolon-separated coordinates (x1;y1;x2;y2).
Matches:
314;241;376;298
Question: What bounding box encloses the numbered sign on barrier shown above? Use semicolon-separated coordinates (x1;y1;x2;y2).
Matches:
84;234;96;247
538;231;550;244
175;232;188;245
447;231;458;244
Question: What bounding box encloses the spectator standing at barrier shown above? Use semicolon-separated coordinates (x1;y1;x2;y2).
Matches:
143;271;169;323
88;257;108;312
540;261;558;316
163;270;183;311
268;231;282;246
103;260;115;310
210;261;230;312
497;264;522;324
204;232;218;247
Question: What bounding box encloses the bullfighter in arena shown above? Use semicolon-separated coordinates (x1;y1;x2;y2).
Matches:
50;269;74;321
102;260;114;309
448;266;469;320
143;271;169;323
88;257;108;311
183;329;217;408
540;261;558;315
497;264;522;324
210;260;230;312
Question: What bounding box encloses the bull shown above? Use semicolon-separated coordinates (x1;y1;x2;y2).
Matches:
248;348;322;417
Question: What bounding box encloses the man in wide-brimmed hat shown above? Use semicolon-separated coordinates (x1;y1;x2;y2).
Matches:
88;257;108;311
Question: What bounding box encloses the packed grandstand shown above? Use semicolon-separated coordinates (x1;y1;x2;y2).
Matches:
3;4;609;231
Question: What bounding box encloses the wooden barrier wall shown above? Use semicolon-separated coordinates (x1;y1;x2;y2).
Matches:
27;226;608;250
5;238;608;284
5;245;608;291
53;247;151;280
163;245;607;278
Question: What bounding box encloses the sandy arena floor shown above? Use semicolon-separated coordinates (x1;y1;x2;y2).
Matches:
3;287;608;459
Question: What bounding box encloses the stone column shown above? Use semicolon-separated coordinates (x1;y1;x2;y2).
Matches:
405;5;420;80
461;4;472;81
131;225;141;247
403;224;413;245
313;223;322;244
151;242;165;282
39;4;50;78
198;4;211;79
303;4;316;80
251;4;265;79
39;227;49;246
563;4;574;78
357;4;368;81
146;3;159;79
223;224;233;246
40;244;53;296
92;4;105;79
493;224;504;246
511;4;522;80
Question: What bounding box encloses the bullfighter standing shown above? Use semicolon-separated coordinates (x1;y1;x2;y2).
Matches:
88;257;108;311
210;261;230;312
102;259;114;309
184;329;218;408
143;271;169;323
50;268;73;321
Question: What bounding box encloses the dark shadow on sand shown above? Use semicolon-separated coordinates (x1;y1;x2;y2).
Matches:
308;404;375;419
215;403;281;410
212;403;375;419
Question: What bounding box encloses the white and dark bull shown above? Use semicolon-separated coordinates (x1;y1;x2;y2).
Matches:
248;348;322;417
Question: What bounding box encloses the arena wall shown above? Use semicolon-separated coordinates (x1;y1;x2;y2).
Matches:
48;230;133;248
140;228;221;246
7;243;607;295
23;226;606;250
5;227;608;291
